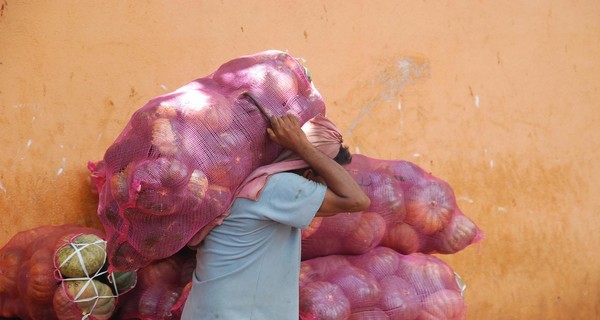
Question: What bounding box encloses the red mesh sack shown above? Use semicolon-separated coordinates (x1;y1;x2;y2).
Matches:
89;50;326;272
0;224;129;320
301;154;484;259
299;247;467;320
114;248;195;319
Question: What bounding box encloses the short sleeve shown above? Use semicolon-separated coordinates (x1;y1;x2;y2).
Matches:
260;172;326;229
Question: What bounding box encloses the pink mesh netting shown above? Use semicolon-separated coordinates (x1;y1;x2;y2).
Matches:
88;50;326;271
301;154;484;259
114;248;195;319
299;247;467;320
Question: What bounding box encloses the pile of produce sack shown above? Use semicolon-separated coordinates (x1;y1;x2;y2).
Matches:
0;224;136;320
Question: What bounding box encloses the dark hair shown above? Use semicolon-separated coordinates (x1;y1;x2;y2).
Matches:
290;145;353;178
333;145;352;166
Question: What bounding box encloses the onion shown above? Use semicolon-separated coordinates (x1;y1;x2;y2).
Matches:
299;263;317;287
152;118;178;156
329;265;381;310
154;103;178;119
343;212;386;255
132;158;190;216
320;212;363;237
303;255;350;278
187;169;209;207
138;285;181;318
349;309;390;320
176;89;234;132
368;176;406;222
435;215;479;254
378;275;420;320
348;247;400;280
137;258;180;288
379;159;427;185
418;289;466;320
299;281;351;320
381;223;421;254
109;169;129;204
397;254;458;295
405;181;454;234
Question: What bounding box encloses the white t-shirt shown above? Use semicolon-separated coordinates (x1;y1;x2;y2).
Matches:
181;172;327;320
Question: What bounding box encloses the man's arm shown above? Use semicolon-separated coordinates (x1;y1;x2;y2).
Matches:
267;114;370;216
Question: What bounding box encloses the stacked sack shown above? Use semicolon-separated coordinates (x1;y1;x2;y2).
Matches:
88;50;326;272
299;247;467;320
297;155;483;319
114;248;196;319
301;154;484;259
0;224;136;320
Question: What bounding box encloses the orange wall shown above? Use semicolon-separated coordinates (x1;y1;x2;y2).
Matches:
1;1;599;319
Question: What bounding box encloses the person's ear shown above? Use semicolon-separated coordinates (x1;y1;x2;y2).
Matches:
302;169;314;179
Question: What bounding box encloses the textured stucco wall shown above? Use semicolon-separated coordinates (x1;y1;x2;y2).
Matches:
1;1;599;319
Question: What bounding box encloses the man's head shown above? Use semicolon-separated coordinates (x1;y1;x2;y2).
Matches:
288;115;352;182
297;144;352;183
234;114;350;200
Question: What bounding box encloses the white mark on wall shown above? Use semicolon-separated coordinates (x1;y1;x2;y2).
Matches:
11;103;41;109
346;56;430;135
457;196;474;203
57;157;67;176
397;100;404;128
412;153;422;158
32;116;36;125
160;84;169;91
497;207;507;212
0;181;6;193
97;133;103;141
26;139;32;149
474;95;480;109
355;146;361;154
490;159;494;168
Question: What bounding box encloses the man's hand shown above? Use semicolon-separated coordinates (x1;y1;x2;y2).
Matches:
266;114;311;153
266;114;370;216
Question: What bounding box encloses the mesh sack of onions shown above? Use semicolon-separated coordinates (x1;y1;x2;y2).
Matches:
299;247;467;320
0;224;134;320
301;154;484;259
88;50;326;272
114;248;195;320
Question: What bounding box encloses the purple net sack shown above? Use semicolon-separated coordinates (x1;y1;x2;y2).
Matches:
115;249;195;320
301;154;484;259
89;50;325;271
299;247;467;320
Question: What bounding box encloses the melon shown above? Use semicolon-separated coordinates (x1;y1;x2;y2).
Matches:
55;234;107;278
53;279;116;320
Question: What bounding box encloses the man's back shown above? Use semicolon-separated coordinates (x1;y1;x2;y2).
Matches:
181;172;326;320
